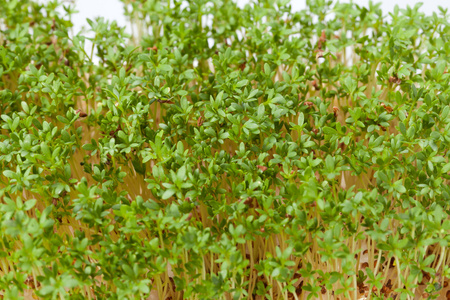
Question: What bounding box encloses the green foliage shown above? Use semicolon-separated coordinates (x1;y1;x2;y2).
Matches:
1;0;450;299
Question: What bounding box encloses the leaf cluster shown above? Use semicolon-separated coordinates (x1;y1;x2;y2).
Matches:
1;0;450;299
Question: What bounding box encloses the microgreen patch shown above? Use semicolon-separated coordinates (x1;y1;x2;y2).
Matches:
1;0;450;299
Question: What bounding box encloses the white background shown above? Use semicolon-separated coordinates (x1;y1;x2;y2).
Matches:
51;0;450;35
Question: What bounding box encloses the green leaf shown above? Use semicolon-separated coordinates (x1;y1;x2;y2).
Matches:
236;79;248;88
57;115;70;124
3;170;15;178
322;127;337;135
393;180;406;193
82;143;96;151
24;199;37;211
162;189;176;200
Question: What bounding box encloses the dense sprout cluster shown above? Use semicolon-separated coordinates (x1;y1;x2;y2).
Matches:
1;0;450;299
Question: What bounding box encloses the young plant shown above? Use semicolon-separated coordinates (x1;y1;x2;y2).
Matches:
1;0;450;299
